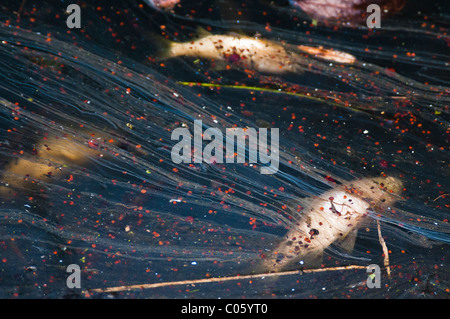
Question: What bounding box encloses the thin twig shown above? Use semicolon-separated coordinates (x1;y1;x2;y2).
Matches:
433;194;449;202
85;265;367;294
377;219;390;277
17;0;26;17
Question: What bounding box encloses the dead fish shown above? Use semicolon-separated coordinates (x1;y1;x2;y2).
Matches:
297;45;356;64
0;131;114;196
143;0;180;11
258;175;403;272
290;0;407;25
160;28;356;74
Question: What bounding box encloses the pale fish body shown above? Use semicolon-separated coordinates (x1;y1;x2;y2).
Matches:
259;176;403;272
167;33;298;74
165;30;356;74
0;132;112;196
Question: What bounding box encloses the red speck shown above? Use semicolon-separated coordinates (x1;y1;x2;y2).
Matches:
88;139;99;150
185;216;194;223
209;156;217;164
227;53;240;63
379;159;388;168
325;176;337;183
386;68;396;73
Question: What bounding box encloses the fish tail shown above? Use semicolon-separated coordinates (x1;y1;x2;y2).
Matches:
296;45;356;64
148;33;176;61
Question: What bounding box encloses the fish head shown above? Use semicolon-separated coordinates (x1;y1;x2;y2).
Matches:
382;176;403;194
350;175;403;206
371;175;403;195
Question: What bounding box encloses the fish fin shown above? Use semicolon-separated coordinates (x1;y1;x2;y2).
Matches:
209;59;230;71
196;26;212;38
334;228;358;254
147;32;175;61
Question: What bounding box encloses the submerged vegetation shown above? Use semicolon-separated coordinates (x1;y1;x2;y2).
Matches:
0;0;448;298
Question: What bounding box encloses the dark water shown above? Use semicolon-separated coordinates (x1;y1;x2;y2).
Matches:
0;0;449;298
